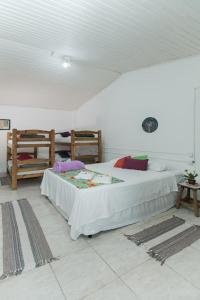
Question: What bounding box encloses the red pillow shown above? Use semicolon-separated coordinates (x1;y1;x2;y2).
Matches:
17;153;33;161
114;156;131;168
123;157;148;171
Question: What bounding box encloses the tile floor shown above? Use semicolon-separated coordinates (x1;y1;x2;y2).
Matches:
1;179;200;300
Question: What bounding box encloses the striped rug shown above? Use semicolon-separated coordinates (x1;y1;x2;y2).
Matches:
126;216;200;265
0;199;57;280
126;216;185;245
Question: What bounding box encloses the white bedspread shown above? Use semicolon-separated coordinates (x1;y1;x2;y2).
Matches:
41;162;181;239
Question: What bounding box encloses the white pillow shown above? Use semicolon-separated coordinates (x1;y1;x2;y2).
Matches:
148;160;168;172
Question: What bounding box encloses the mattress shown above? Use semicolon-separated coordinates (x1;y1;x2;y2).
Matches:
55;135;98;144
8;140;50;147
41;161;182;239
55;135;98;156
7;160;47;176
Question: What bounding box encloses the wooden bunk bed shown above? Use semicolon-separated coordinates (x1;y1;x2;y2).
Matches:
7;129;55;189
55;130;102;164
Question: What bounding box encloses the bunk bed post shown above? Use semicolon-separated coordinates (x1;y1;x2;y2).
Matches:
11;129;17;189
34;147;38;158
49;129;55;167
71;130;76;160
7;132;11;172
7;129;55;189
98;130;102;163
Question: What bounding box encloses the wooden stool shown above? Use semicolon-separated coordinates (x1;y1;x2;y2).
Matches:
176;182;200;217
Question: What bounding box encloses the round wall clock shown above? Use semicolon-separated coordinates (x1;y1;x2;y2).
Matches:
142;117;158;133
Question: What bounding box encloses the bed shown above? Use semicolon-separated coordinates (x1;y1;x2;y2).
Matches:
55;135;98;156
7;160;48;176
8;140;51;146
55;130;102;163
41;159;183;240
7;129;55;189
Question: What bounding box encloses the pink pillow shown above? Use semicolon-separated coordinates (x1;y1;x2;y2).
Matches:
53;160;85;173
123;157;148;171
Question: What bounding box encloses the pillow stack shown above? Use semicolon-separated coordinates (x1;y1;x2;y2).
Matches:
114;155;148;171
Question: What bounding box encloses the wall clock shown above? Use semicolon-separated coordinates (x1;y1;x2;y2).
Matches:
142;117;158;133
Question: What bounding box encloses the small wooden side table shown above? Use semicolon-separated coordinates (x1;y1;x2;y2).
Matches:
176;182;200;217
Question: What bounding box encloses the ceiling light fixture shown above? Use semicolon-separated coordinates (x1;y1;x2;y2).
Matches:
62;56;71;68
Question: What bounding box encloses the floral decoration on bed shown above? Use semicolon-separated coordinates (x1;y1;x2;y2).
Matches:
51;169;124;189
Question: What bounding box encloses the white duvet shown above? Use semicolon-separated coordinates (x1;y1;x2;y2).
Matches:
41;162;181;239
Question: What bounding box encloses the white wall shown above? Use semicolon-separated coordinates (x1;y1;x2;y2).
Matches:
2;54;200;173
0;105;74;172
75;55;200;164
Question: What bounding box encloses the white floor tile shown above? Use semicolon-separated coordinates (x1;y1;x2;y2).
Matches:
121;260;200;300
174;207;200;224
36;210;68;235
51;247;117;300
88;231;149;276
82;278;138;300
191;238;200;251
27;196;52;210
0;265;65;300
0;189;20;203
166;246;200;289
18;189;41;200
31;199;60;217
2;181;200;300
47;228;89;258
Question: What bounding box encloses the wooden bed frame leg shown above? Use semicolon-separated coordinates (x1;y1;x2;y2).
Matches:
98;130;102;163
50;129;55;167
88;235;93;238
11;128;17;190
71;130;76;160
12;177;17;190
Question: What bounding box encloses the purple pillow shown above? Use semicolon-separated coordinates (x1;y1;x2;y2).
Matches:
53;160;85;173
123;158;148;171
60;131;71;137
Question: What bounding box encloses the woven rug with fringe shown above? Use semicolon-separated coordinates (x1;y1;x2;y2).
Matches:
0;199;57;280
126;215;200;265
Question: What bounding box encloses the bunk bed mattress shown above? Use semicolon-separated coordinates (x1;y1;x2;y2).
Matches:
41;162;182;240
55;136;98;144
7;160;47;175
8;140;51;147
55;136;98;156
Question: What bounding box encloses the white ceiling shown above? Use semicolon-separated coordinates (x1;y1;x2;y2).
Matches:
1;0;200;110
